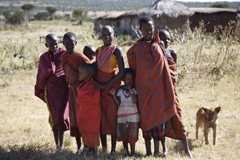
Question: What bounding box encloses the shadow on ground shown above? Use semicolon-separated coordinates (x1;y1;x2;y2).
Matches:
0;144;145;160
172;137;203;154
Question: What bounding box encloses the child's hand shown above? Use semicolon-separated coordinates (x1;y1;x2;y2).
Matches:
109;89;115;96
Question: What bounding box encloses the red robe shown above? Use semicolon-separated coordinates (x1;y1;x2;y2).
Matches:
62;52;101;148
95;45;120;135
35;48;69;131
164;49;186;140
127;39;177;132
76;79;100;148
61;52;90;137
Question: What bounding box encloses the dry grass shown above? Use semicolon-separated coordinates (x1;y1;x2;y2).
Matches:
0;20;240;160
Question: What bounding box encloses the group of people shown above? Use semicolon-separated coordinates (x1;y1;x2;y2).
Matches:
34;17;192;158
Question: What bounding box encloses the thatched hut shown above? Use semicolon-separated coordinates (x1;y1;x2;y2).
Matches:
94;0;193;38
189;8;239;32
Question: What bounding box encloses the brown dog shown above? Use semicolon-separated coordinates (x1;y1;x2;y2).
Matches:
196;106;221;145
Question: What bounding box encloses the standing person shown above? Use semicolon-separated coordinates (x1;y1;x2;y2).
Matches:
95;26;125;154
127;17;192;158
61;32;86;152
35;34;69;150
61;32;100;155
76;63;101;155
158;29;186;157
111;68;139;156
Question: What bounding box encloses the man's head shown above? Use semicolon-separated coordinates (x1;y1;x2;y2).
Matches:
138;16;154;42
63;32;77;54
100;25;114;46
45;34;58;53
159;29;171;48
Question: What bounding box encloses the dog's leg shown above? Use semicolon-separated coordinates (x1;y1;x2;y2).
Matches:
196;122;199;140
213;125;216;145
204;125;209;145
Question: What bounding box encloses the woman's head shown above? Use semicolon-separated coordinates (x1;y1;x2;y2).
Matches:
100;25;114;46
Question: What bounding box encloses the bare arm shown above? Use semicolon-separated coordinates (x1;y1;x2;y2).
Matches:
110;89;120;106
109;47;125;86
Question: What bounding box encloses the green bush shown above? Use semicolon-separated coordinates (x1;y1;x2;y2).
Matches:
34;12;49;21
3;10;25;25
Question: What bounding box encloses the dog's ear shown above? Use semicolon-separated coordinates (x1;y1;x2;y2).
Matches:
199;107;208;114
215;106;221;113
202;107;208;113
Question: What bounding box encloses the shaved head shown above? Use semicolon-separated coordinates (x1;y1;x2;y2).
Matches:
45;33;58;52
46;33;58;42
101;25;115;46
101;25;114;36
63;32;77;41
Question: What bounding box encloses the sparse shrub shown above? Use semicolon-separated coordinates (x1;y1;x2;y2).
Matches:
174;23;240;84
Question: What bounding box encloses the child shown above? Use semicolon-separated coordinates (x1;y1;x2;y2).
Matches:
35;34;69;150
111;68;139;156
61;32;100;155
75;63;100;156
83;45;95;61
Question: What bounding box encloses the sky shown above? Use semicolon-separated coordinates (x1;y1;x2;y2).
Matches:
178;0;240;2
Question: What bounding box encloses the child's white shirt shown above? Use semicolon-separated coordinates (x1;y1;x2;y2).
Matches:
116;87;139;123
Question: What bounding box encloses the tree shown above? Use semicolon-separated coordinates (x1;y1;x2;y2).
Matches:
21;4;35;22
46;6;57;20
210;3;230;8
21;4;34;11
72;8;88;25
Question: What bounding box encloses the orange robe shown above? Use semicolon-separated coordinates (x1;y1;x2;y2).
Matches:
127;39;178;132
96;45;120;135
61;52;90;137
